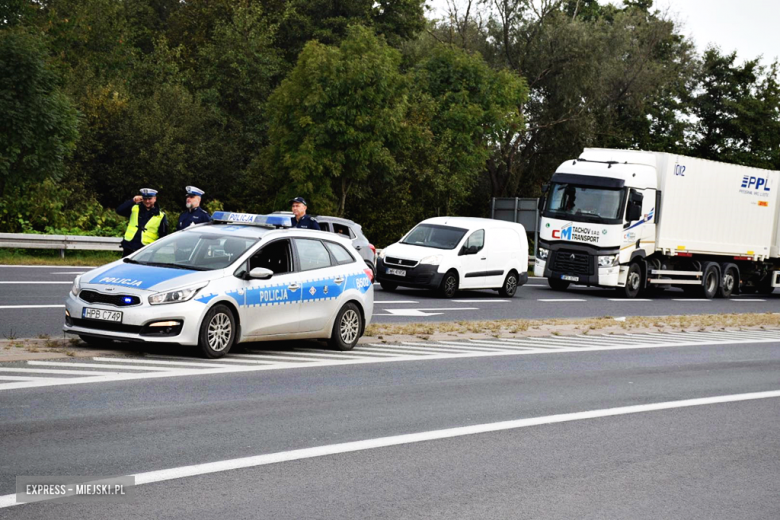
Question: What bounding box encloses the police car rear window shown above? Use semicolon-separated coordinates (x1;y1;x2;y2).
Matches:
324;241;355;265
294;239;332;271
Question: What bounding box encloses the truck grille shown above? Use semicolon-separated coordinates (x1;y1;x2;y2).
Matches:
551;250;592;276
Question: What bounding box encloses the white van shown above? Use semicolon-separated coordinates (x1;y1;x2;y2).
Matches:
376;217;529;298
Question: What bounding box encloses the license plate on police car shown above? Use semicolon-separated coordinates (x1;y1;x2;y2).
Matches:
561;275;579;282
82;308;123;322
386;268;407;277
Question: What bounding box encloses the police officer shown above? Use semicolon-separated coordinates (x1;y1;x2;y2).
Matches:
177;186;212;231
290;197;320;230
116;188;169;257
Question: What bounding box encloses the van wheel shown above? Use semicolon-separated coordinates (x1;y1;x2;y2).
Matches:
438;271;459;298
379;281;397;292
717;266;738;298
329;302;363;351
498;271;519;297
199;304;235;358
698;263;720;299
548;277;570;291
617;262;643;299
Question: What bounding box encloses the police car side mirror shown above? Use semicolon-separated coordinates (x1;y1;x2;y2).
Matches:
248;267;274;280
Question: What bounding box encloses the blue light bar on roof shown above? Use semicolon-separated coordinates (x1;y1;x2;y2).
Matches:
211;212;292;228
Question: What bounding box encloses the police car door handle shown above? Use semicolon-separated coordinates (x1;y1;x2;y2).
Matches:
288;283;300;291
334;277;345;284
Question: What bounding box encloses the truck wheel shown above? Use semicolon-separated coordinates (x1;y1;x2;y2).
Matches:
328;302;363;351
548;278;570;291
198;304;235;358
438;271;459;298
498;271;519;297
617;262;643;299
717;266;738;298
698;263;720;299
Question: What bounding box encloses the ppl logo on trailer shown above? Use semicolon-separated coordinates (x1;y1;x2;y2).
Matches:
552;222;573;240
741;176;771;191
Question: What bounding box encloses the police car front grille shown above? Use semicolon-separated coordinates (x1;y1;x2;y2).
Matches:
385;257;418;268
79;290;141;307
551;250;592;276
70;318;143;334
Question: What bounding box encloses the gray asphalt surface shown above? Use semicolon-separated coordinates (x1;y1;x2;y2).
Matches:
2;265;780;340
1;341;779;518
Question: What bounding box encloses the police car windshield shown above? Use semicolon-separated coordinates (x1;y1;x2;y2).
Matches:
132;232;257;270
544;183;625;223
402;224;468;250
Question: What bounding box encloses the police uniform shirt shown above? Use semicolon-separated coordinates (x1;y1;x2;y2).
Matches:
177;207;212;231
291;214;321;230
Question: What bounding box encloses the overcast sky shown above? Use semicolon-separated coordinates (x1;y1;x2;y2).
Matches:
428;0;780;65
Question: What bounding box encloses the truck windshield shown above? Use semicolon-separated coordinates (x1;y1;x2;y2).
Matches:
544;183;625;223
401;224;468;250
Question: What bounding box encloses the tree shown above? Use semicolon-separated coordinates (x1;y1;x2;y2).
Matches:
0;29;79;197
266;25;409;216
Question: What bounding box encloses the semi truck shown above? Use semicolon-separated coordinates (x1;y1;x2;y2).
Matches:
534;148;780;298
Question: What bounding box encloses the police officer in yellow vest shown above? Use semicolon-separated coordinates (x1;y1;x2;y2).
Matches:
116;188;169;257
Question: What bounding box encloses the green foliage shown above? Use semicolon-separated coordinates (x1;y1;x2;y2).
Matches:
0;28;79;197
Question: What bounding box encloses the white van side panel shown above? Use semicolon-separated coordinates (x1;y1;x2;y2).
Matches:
482;227;528;288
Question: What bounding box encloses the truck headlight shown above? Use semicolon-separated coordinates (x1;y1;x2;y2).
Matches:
148;283;208;305
419;255;442;265
598;255;618;267
71;275;81;296
537;248;549;261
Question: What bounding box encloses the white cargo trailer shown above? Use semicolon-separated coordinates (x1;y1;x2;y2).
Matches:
534;148;780;298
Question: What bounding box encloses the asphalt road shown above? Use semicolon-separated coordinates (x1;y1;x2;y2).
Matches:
0;339;779;518
2;265;780;340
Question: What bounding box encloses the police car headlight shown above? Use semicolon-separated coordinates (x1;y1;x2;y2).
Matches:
419;255;442;266
71;275;81;296
149;283;208;305
598;254;618;267
537;248;549;261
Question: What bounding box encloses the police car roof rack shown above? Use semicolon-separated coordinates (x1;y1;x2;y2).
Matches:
211;212;292;229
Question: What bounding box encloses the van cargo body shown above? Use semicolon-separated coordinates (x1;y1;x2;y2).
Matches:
535;148;780;298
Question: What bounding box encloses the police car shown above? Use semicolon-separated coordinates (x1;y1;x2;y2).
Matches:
64;213;374;358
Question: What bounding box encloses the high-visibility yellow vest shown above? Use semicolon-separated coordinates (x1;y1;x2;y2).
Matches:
124;205;165;245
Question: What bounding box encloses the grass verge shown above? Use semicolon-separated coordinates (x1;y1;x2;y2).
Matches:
0;248;120;266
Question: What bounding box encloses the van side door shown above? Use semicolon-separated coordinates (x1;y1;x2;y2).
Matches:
459;229;486;289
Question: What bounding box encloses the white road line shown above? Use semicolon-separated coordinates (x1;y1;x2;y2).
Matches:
537;299;587;302
525;284;547;287
4;389;778;509
143;354;273;366
400;341;506;353
0;281;73;284
50;272;89;275
355;345;436;355
297;348;401;358
0;305;65;309
26;361;175;372
413;307;480;311
0;367;120;376
93;357;240;369
732;299;767;302
607;299;653;302
374;301;419;304
0;265;97;268
0;376;63;381
451;300;509;303
249;350;370;360
671;299;712;302
227;353;325;363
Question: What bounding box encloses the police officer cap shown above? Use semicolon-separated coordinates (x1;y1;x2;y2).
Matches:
139;188;158;198
289;196;308;206
186;186;205;197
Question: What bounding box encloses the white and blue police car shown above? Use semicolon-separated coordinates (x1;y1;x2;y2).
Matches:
64;213;374;358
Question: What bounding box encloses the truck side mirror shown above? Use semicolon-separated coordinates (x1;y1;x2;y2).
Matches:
537;197;545;212
630;192;644;204
541;183;549;193
626;203;642;222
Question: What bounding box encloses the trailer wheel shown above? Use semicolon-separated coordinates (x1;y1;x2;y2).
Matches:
617;262;643;299
717;266;738;298
698;262;720;299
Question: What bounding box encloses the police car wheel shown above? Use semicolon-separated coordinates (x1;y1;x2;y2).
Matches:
199;304;235;358
329;302;363;351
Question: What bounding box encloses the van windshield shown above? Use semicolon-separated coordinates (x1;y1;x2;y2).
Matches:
544;183;625;223
401;224;468;250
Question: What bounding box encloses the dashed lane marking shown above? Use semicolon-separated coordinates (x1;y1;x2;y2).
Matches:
0;305;65;309
537;299;588;302
0;330;779;392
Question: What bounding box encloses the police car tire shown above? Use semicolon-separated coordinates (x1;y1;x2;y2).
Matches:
329;302;363;351
198;304;236;358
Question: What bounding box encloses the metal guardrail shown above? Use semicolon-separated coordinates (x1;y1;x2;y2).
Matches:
0;233;121;257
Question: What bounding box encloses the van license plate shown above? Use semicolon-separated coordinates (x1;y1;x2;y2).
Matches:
386;268;407;277
561;275;579;282
82;308;123;322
